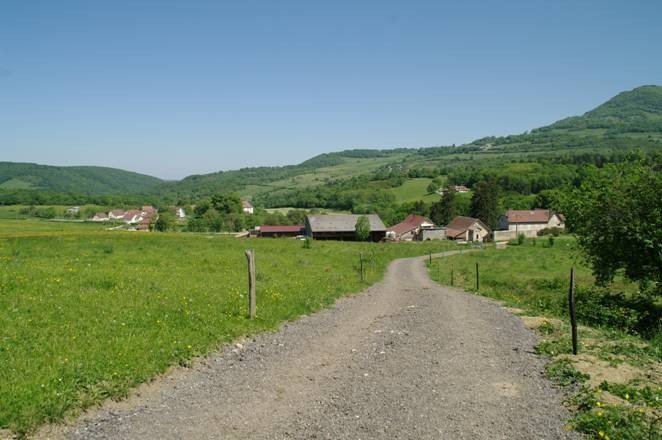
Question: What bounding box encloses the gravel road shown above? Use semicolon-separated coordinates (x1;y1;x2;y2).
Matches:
48;251;577;439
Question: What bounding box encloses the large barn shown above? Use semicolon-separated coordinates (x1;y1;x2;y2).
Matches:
305;214;387;241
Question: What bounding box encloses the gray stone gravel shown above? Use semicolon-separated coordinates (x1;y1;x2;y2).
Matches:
43;252;578;439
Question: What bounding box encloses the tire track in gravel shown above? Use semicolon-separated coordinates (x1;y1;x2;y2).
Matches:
41;251;577;439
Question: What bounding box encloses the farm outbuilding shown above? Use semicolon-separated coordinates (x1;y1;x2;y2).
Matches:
259;225;305;238
305;214;386;241
445;216;491;242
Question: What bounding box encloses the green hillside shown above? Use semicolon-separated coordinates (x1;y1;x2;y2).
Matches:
0;162;163;195
1;85;661;210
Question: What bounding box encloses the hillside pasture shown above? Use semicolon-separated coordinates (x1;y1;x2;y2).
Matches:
388;178;440;204
0;223;456;435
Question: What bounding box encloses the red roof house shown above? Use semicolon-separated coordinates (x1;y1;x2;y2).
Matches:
387;214;435;241
445;216;491;242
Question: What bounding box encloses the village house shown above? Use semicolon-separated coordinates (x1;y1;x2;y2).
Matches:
108;209;126;220
258;225;305;238
305;214;387;242
66;206;80;215
242;200;254;215
498;209;565;238
142;205;158;219
91;212;109;222
445;216;491;242
387;214;435;241
123;210;144;224
175;207;186;219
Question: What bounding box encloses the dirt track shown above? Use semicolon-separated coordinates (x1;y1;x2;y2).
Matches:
47;251;577;439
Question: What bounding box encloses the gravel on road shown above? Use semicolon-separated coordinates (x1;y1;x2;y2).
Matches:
44;251;578;439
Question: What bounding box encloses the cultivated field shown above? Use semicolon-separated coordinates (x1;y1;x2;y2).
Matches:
0;221;456;435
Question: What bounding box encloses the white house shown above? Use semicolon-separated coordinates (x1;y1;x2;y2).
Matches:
242;200;254;215
108;209;126;220
176;207;186;219
498;209;565;238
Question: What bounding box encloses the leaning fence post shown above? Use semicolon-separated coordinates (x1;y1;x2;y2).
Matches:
475;262;480;291
245;249;256;319
568;267;578;355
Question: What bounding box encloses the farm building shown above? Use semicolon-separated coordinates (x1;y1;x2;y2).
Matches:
420;228;446;241
497;209;565;239
387;214;435;241
259;225;305;238
305;214;387;242
445;216;490;242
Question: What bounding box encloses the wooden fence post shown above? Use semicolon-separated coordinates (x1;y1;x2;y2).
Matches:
451;265;454;287
568;267;578;355
245;249;256;319
475;262;480;291
359;252;364;282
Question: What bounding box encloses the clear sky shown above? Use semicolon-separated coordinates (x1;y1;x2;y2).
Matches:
1;1;661;179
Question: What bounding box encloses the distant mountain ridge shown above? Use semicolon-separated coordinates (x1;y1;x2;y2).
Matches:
0;162;163;195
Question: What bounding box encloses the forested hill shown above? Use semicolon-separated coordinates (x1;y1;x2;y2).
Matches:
1;85;661;206
0;162;163;195
537;85;662;134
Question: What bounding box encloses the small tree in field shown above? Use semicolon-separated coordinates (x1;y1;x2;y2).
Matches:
355;215;371;242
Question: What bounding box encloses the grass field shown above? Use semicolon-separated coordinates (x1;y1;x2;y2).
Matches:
388;178;440;204
0;221;456;435
430;239;661;439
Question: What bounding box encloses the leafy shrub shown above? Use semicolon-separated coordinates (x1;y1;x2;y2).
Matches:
548;236;555;247
537;227;563;237
302;237;312;249
575;287;662;338
517;233;525;245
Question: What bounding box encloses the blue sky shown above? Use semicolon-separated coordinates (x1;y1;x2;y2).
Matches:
1;1;660;179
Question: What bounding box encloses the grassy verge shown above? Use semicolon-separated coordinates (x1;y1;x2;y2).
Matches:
0;223;456;435
429;237;661;440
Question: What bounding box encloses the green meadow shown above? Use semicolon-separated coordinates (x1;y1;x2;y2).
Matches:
0;221;455;435
430;239;661;440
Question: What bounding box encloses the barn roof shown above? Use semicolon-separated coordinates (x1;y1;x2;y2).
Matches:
388;214;434;236
307;214;386;232
505;209;556;224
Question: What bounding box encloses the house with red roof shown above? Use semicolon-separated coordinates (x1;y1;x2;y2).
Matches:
498;209;565;238
387;214;436;241
446;216;491;242
123;210;144;224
